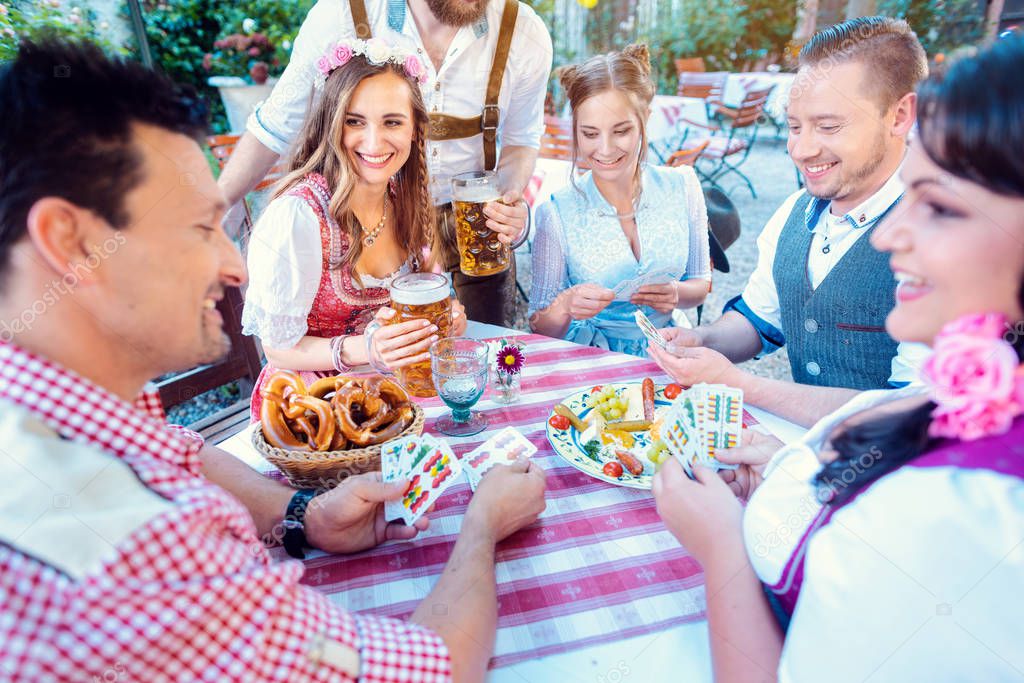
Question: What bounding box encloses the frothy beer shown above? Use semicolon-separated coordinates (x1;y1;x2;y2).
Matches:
389;273;452;398
451;175;511;277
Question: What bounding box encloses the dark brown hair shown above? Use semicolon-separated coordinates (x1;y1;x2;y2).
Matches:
799;16;928;112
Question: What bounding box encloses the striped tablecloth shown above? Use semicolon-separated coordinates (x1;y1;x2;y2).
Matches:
267;334;712;669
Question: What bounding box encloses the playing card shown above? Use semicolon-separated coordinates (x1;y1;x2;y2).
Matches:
397;437;463;525
463;427;537;490
700;385;742;470
633;309;668;350
382;435;423;522
659;397;700;477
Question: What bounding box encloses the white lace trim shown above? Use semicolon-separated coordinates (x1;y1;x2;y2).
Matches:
241;302;308;350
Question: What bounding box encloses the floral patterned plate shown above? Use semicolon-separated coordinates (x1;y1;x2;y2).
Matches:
545;382;671;490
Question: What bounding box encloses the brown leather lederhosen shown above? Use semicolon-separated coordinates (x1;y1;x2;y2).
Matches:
348;0;521;326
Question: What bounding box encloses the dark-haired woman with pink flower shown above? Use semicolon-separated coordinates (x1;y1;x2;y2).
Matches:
652;35;1024;681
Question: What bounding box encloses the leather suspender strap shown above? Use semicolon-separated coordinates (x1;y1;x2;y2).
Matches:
427;0;519;170
348;0;372;39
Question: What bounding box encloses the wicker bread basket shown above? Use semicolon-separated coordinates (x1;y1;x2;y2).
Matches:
252;404;425;490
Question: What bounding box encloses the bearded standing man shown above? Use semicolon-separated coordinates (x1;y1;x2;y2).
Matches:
218;0;553;327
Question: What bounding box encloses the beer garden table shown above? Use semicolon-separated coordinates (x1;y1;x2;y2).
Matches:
217;322;806;682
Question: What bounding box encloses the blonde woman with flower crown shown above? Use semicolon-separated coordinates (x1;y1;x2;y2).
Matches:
242;39;466;414
649;35;1024;682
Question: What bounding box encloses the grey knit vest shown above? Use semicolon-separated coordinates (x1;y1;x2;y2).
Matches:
772;194;899;390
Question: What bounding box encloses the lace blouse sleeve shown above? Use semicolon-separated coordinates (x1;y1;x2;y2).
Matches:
528;199;572;317
240;195;323;349
678;166;712;280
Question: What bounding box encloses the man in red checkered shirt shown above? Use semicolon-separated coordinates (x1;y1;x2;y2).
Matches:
0;39;546;682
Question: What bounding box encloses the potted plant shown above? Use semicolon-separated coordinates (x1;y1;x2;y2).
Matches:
203;19;289;133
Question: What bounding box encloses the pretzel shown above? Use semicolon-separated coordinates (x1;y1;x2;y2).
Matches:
332;383;415;446
261;391;336;451
260;370;416;451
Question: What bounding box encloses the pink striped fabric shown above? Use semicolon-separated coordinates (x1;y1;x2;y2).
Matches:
267;335;754;668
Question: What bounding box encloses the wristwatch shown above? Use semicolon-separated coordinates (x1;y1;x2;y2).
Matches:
282;488;317;559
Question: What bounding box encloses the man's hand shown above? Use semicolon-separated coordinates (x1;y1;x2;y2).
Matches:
484;190;529;245
648;340;739;387
659;326;703;349
716;429;784;500
464;458;546;543
630;283;678;314
563;283;615;320
304;472;430;554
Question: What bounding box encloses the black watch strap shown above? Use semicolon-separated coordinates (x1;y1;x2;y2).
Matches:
282;488;317;559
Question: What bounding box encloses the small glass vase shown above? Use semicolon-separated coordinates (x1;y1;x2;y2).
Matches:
494;371;521;404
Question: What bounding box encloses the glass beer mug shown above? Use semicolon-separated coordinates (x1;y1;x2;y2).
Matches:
450;171;526;277
386;272;452;398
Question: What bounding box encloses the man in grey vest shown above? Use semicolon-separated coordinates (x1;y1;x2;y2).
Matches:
650;17;930;429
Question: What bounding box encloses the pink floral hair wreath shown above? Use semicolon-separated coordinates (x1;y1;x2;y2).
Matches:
314;38;428;90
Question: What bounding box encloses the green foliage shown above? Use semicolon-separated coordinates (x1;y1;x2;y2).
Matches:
0;0;123;62
640;0;748;93
877;0;985;55
134;0;313;132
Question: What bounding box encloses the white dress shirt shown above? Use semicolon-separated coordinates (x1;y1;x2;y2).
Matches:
744;388;1024;682
738;170;928;385
247;0;553;204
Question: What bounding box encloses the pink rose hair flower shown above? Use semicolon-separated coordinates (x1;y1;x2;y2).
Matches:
331;44;354;69
923;312;1024;441
403;54;427;84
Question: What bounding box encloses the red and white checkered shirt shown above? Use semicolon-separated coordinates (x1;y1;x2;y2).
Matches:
0;341;451;682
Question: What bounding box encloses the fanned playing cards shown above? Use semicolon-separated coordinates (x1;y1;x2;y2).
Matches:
381;427;537;524
658;384;742;477
382;434;463;525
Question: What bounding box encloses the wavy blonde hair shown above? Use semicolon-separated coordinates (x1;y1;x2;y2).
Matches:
558;43;656;204
277;57;436;277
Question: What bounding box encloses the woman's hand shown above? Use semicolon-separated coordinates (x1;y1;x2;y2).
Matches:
630;282;679;314
483;191;529;245
716;429;784;500
652;458;745;566
451;298;468;336
366;307;438;370
562;283;615;320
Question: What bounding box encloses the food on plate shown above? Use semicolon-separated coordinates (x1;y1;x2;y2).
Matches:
613;448;645;476
554;403;587;431
604;419;651;432
548;414;571;430
586;385;629;420
663;383;683;400
602;461;624;477
642;378;655;422
260;370;415;451
550;378;678;482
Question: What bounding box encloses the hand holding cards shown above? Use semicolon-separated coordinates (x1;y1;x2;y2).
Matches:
658;383;743;477
382;434;463;525
463;427;538;491
634;309;668;350
381;427;537;525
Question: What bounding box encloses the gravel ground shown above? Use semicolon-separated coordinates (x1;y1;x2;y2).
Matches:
171;127;798;427
515;126;796;382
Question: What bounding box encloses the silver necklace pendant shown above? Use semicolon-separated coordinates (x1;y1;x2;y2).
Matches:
363;235;375;247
